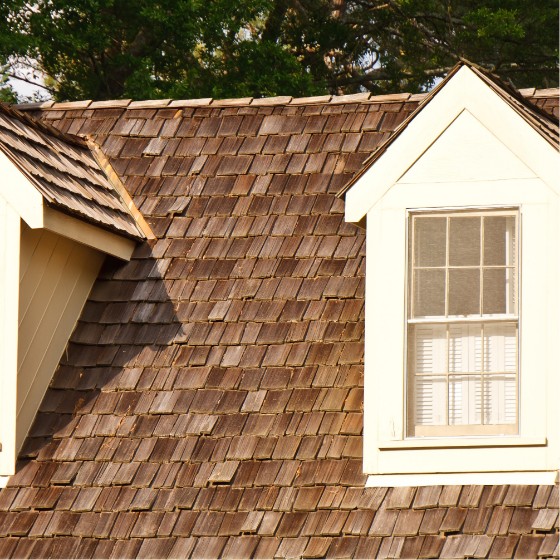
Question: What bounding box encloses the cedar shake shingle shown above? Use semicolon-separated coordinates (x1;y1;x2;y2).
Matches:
0;86;557;559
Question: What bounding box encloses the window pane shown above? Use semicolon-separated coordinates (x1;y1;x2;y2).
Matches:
448;269;480;315
449;324;482;373
484;323;517;373
449;375;482;425
414;269;445;316
483;374;516;425
414;217;446;267
483;268;507;314
449;217;480;266
415;375;446;425
484;216;515;266
407;210;518;435
413;324;447;373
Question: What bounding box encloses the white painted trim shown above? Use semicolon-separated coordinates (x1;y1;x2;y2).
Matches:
43;206;135;260
379;436;547;450
345;66;559;223
366;471;559;487
0;202;20;476
0;476;9;489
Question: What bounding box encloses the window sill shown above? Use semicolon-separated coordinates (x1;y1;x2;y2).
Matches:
378;436;547;450
366;470;558;487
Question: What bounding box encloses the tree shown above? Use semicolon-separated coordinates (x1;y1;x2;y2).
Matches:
0;0;557;102
324;0;559;93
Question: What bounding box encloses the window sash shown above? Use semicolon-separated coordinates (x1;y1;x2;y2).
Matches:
409;211;517;319
407;210;519;437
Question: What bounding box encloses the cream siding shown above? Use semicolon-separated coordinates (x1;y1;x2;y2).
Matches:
398;110;535;184
16;224;104;453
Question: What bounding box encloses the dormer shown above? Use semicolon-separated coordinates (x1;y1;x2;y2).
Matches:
0;104;152;482
341;63;559;486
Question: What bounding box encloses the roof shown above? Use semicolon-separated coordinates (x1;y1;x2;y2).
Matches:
0;85;558;558
0;103;144;240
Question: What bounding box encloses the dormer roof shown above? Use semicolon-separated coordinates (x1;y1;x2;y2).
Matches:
0;103;147;240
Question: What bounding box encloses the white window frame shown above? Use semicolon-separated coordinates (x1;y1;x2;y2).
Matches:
363;196;558;485
406;208;520;438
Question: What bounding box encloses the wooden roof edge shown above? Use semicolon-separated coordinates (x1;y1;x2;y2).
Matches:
0;102;88;149
12;85;557;113
85;136;155;241
8;91;423;111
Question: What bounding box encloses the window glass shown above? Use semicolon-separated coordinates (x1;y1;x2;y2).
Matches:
408;210;518;437
414;269;445;317
449;217;480;266
448;268;480;315
414;217;447;266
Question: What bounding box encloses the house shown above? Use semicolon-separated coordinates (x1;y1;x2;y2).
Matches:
0;62;557;558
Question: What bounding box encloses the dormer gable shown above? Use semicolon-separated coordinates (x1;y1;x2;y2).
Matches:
342;63;559;224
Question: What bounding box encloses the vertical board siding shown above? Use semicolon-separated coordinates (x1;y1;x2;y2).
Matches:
16;225;104;451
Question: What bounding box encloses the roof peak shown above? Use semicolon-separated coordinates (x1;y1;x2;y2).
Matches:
13;86;557;112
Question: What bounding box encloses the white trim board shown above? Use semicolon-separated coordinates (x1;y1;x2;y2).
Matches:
345;65;559;223
366;471;559;487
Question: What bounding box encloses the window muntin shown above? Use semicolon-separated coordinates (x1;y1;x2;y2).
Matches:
408;210;518;437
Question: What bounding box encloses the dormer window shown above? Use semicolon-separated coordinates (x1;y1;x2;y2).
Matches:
341;63;559;485
407;210;518;437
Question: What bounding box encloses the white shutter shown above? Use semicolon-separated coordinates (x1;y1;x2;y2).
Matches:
484;374;516;424
449;324;482;373
413;324;446;425
414;324;446;373
449;375;482;425
416;376;446;425
484;323;516;372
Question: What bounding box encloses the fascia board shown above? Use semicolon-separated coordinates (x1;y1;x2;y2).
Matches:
0;150;44;228
345;66;559;223
43;206;136;261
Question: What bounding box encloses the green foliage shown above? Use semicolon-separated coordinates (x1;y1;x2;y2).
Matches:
0;0;557;101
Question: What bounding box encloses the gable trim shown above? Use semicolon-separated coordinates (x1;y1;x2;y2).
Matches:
343;65;559;223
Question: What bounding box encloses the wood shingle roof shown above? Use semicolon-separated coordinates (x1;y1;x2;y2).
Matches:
0;103;145;239
0;84;558;558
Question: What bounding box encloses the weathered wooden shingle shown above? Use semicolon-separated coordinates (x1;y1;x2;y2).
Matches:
0;103;144;238
0;86;557;559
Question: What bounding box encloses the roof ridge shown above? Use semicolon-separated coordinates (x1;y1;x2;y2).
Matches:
13;92;414;111
12;87;558;112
